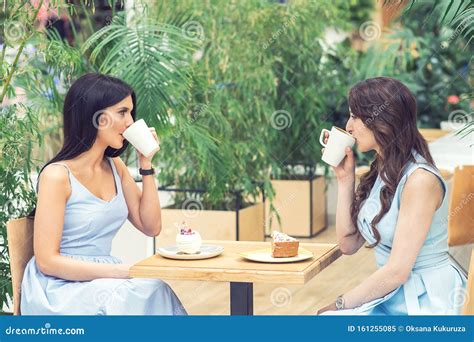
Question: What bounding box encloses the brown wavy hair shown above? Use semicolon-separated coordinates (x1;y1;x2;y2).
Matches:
349;77;435;247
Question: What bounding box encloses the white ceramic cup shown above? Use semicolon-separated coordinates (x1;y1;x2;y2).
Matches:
122;119;160;158
319;126;355;167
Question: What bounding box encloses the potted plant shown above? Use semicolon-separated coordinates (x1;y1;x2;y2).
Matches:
261;2;355;237
147;0;283;245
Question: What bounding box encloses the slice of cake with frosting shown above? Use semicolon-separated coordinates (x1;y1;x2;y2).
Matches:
271;231;299;258
175;221;202;254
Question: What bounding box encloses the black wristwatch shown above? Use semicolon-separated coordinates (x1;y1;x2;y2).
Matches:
139;167;155;176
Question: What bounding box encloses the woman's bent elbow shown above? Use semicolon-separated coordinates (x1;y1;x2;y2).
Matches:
145;223;162;237
36;258;54;276
338;242;358;255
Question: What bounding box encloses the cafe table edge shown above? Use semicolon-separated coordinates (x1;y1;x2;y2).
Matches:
129;240;342;285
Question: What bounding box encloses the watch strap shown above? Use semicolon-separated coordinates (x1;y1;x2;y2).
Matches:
139;167;155;176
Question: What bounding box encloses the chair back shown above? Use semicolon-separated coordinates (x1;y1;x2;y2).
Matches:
6;217;34;315
448;165;474;246
463;249;474;315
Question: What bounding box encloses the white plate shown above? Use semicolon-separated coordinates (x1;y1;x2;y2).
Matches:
239;248;313;263
156;244;224;260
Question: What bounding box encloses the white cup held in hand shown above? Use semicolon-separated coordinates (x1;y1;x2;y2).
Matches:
319;126;355;167
122;119;160;158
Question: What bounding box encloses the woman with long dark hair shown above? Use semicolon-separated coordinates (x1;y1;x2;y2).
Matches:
21;73;186;315
318;77;466;315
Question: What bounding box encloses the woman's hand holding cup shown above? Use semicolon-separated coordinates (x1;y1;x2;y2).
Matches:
320;127;356;184
122;119;161;169
137;127;160;169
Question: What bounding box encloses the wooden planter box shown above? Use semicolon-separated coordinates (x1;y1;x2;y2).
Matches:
154;188;265;248
265;176;327;238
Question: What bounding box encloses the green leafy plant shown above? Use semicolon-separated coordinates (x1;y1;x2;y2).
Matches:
0;0;50;313
83;12;199;131
262;3;354;177
0;0;202;313
384;0;474;46
147;0;359;210
0;105;42;313
356;2;472;128
149;0;281;208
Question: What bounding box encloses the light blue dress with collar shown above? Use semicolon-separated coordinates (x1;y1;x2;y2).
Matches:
323;152;467;315
21;157;187;315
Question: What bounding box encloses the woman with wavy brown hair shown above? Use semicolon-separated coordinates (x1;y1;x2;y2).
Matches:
317;77;466;315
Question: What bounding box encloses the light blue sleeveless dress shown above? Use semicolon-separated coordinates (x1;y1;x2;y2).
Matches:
21;157;187;315
323;151;467;315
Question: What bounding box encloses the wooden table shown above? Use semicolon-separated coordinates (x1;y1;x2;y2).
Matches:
130;240;341;315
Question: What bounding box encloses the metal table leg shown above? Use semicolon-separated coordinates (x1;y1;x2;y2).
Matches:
230;282;253;315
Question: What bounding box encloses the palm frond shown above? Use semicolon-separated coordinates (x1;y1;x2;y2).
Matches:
457;119;474;141
82;13;200;131
384;0;474;45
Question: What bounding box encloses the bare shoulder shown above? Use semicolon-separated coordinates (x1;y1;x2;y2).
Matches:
405;168;442;189
39;164;71;198
111;157;127;178
40;163;70;183
403;168;443;206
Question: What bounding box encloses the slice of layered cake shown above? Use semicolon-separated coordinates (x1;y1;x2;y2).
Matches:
271;231;299;258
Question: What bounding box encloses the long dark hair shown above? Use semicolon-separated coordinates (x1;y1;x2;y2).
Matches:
349;77;435;247
41;73;136;173
30;73;136;216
